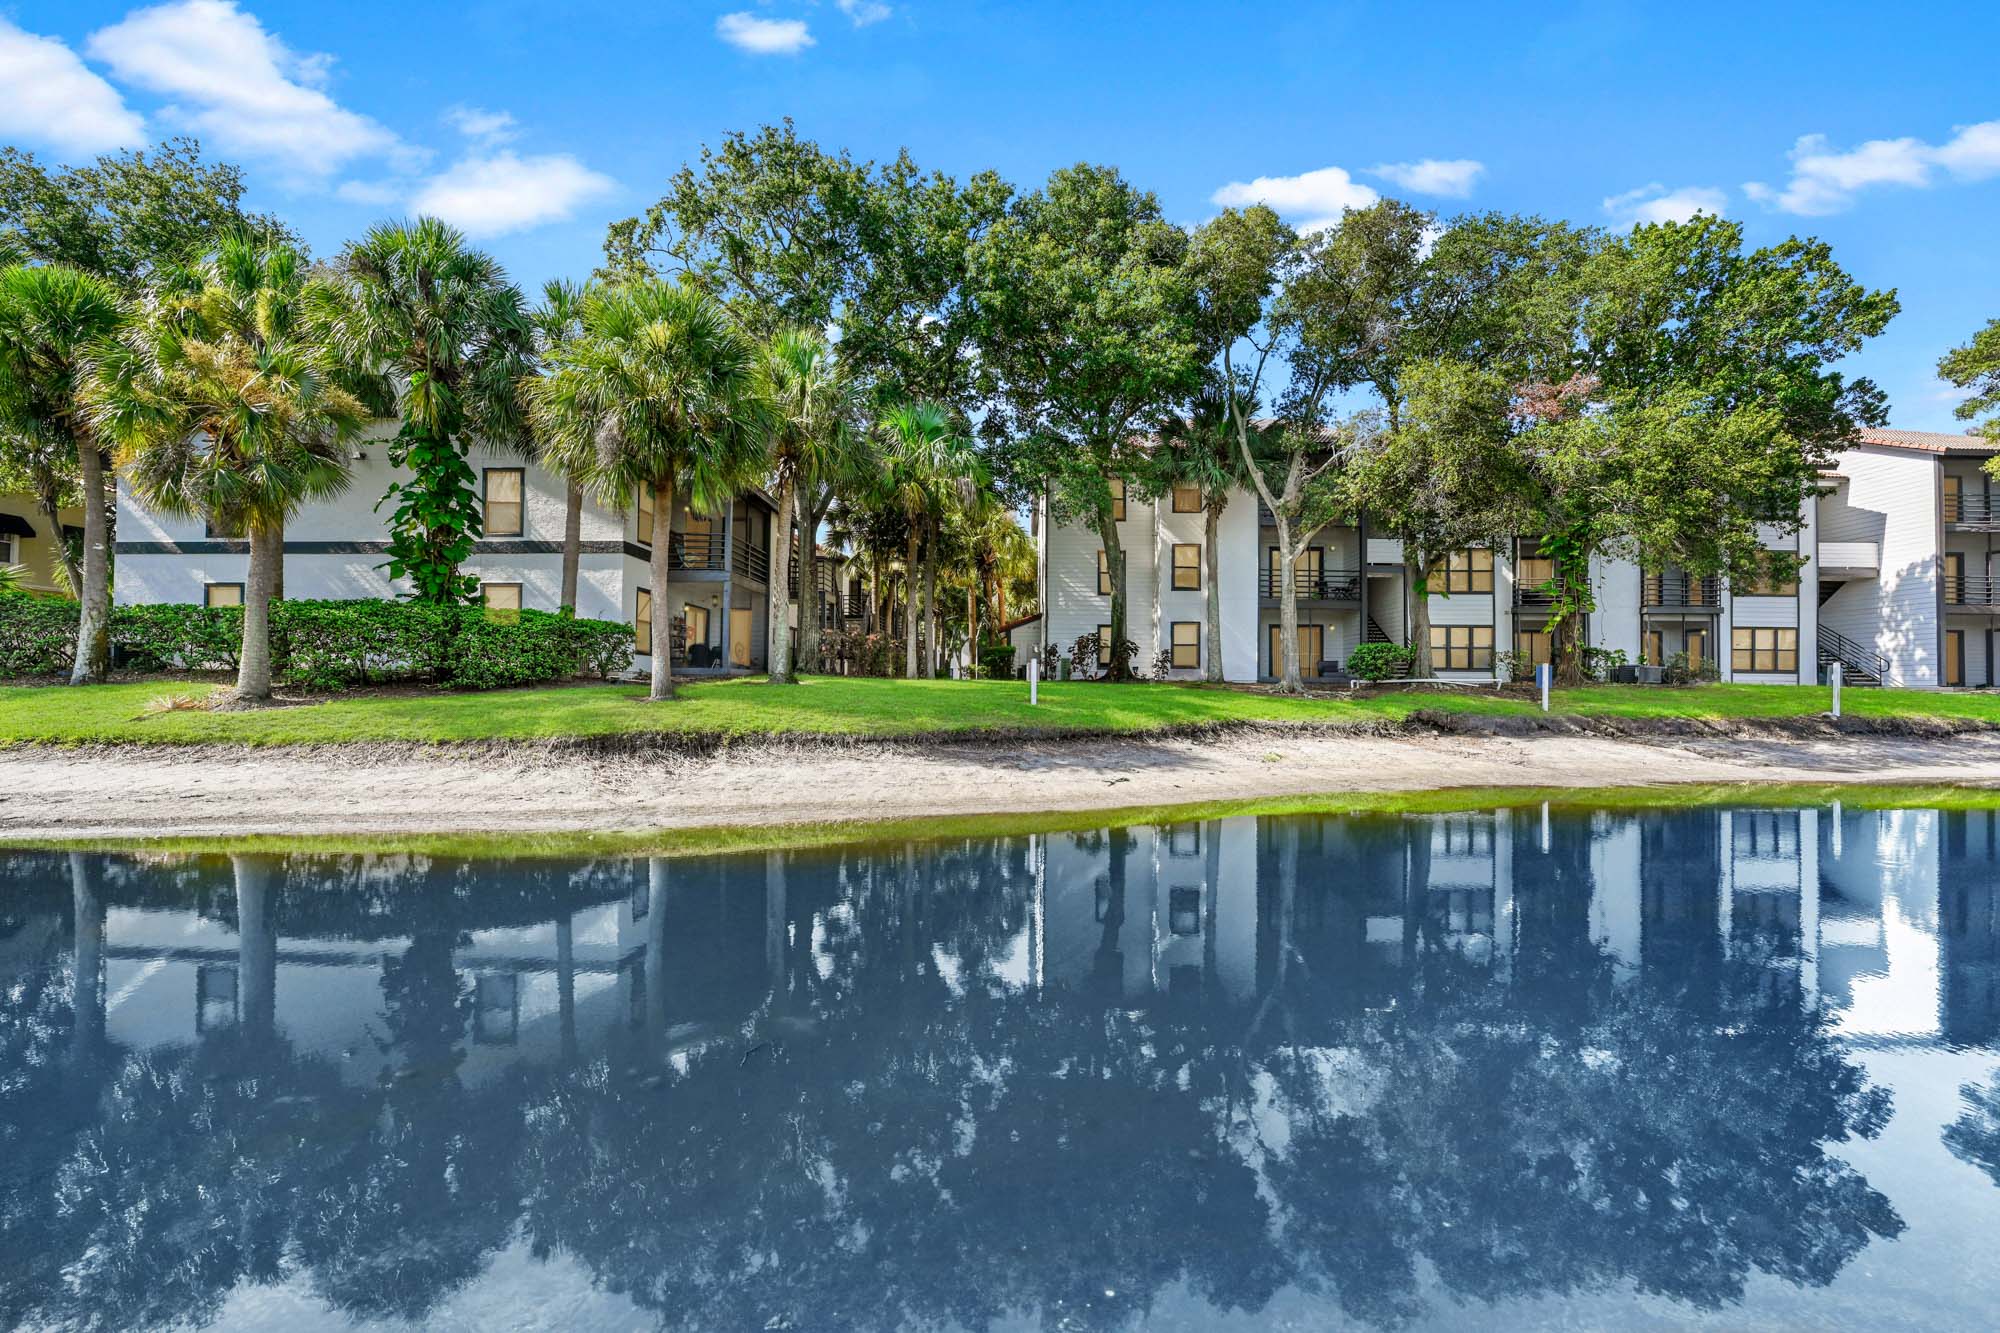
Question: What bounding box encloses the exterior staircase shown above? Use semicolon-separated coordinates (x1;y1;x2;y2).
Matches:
1817;625;1886;687
1364;615;1393;644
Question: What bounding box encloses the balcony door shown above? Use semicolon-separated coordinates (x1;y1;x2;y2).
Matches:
1946;552;1965;605
1946;629;1964;687
1269;623;1324;678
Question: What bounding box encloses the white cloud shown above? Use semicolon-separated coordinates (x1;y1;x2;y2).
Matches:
444;105;518;146
716;12;815;55
1745;119;2000;215
1601;182;1728;227
86;0;406;180
837;0;892;25
409;151;616;237
0;18;145;156
1369;158;1485;198
1211;165;1378;233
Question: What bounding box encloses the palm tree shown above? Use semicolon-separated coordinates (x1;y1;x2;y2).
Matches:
757;330;859;684
0;264;125;682
317;218;531;603
89;233;368;699
524;279;765;701
523;278;592;613
876;402;979;679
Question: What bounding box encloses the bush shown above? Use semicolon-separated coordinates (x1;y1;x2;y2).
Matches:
1581;646;1628;683
978;641;1016;680
0;595;634;691
1348;641;1416;682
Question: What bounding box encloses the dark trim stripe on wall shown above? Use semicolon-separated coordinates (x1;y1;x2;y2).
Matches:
116;539;646;557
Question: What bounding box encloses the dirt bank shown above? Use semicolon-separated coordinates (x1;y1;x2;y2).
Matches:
9;724;2000;842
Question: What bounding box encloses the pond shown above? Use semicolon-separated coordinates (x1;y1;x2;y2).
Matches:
3;804;1999;1331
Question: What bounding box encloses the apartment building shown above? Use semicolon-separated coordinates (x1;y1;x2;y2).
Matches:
1032;428;1996;688
0;494;81;595
112;424;808;674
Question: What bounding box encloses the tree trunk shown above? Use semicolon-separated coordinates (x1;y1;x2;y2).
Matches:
922;529;938;680
649;480;675;701
768;476;796;684
69;441;111;685
1276;516;1303;694
1099;510;1129;681
41;495;81;597
903;528;921;678
559;478;583;613
236;522;279;700
1406;555;1434;678
1204;500;1224;683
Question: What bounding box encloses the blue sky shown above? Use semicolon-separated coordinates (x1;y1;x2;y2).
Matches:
4;0;1996;431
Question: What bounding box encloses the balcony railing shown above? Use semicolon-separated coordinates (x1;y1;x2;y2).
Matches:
666;532;724;571
1946;494;2000;528
1946;574;2000;608
1642;573;1723;609
733;542;770;582
1259;567;1361;600
1513;575;1567;606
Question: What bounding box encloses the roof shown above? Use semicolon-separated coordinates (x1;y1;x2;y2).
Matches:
999;612;1042;631
1852;427;2000;456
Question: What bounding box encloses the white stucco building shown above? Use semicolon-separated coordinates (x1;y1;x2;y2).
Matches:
1029;428;1999;688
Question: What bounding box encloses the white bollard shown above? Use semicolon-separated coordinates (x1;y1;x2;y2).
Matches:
1536;662;1552;713
1028;656;1039;706
1829;662;1842;720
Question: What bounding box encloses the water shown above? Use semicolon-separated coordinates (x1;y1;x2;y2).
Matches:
2;805;1999;1331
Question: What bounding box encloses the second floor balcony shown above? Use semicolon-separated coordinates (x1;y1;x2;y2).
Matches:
1260;567;1362;601
1946;574;2000;609
1513;575;1570;607
1946;492;2000;529
1643;573;1723;610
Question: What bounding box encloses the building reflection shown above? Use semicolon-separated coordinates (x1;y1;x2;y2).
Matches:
3;804;1997;1330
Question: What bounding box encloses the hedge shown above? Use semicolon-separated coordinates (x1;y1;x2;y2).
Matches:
0;595;634;690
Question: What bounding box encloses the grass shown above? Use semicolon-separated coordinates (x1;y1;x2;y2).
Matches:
1;675;1998;747
12;782;2000;861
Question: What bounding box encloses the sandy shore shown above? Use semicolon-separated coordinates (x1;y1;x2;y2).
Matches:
8;725;2000;841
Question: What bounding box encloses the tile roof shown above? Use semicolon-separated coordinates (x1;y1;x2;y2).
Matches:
1853;427;2000;455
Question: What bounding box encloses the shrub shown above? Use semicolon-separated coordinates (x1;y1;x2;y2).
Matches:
1348;641;1416;682
1581;646;1628;683
0;595;634;691
978;641;1016;680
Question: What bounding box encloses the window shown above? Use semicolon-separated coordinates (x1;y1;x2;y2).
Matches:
1517;551;1557;587
1097;623;1112;667
1172;483;1201;513
1170;620;1199;670
635;587;652;655
1428;548;1493;594
1946;552;1966;604
483;468;523;537
1945;473;1963;523
1430;624;1494;671
1171;543;1200;591
204;582;244;608
195;963;237;1033
482;582;522;618
1108;478;1126;522
1167;824;1200;857
1731;627;1798;674
1169;888;1202;936
1266;546;1322;593
637;487;655;545
1743;551;1799;597
1097;549;1112;596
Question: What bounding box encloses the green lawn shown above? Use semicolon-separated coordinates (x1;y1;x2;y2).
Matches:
0;675;1996;746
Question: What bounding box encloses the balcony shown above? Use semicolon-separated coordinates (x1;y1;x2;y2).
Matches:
1946;494;2000;530
1642;573;1723;610
732;542;771;582
666;532;724;571
1259;567;1362;601
1513;575;1568;607
1946;574;2000;610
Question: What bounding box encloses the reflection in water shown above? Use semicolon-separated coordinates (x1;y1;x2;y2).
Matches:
2;807;1999;1330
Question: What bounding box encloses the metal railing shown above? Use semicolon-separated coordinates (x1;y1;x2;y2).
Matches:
667;533;725;571
733;542;770;582
1642;573;1723;608
1946;493;1999;528
1817;624;1888;682
1259;567;1362;600
1513;575;1567;606
1946;574;2000;608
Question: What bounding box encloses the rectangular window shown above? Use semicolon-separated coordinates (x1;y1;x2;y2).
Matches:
203;582;244;608
483;468;524;537
1171;483;1201;513
1169;887;1202;936
1171;543;1200;591
1108;478;1126;522
1743;551;1799;597
1946;552;1965;604
1428;548;1493;594
635;587;652;655
1518;552;1557;587
1167;824;1200;857
481;582;522;618
637;487;655;546
1097;623;1112;667
1731;627;1798;674
1097;549;1112;596
1429;624;1495;671
195;963;237;1033
1170;620;1199;669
